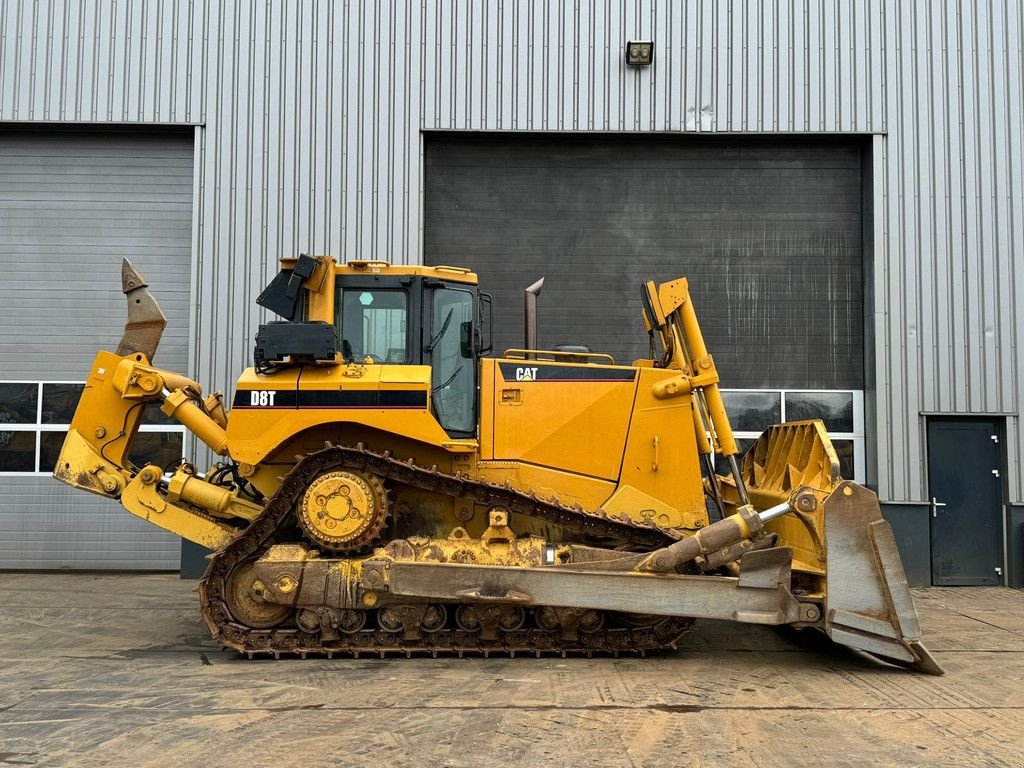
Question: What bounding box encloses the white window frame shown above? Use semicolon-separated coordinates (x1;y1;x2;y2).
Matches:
0;380;187;477
721;388;865;484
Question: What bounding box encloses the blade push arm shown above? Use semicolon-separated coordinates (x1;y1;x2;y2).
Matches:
642;277;750;505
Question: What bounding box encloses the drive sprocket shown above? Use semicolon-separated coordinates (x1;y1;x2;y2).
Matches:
297;469;389;552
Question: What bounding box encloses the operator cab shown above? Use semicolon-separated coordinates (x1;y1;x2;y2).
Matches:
255;256;492;438
335;272;490;436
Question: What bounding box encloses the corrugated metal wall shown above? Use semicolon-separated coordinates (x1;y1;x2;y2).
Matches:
0;129;194;378
0;128;193;569
0;1;1021;504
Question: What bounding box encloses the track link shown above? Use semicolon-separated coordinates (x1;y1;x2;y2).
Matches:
199;443;691;658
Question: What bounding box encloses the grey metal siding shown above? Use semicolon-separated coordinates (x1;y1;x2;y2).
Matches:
873;3;1024;502
0;128;193;570
0;129;193;378
425;133;864;389
0;480;181;570
0;1;1020;505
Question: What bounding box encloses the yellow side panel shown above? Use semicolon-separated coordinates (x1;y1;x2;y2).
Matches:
474;460;615;512
295;363;430;387
491;360;636;481
226;364;456;464
617;367;708;530
379;365;430;384
602;484;682;529
479;359;496;460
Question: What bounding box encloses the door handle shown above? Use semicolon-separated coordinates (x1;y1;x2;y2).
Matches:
499;387;522;405
931;497;947;518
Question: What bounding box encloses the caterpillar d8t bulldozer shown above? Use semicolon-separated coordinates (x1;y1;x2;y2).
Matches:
54;255;941;673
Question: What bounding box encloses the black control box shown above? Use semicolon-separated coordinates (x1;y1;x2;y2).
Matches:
254;321;338;368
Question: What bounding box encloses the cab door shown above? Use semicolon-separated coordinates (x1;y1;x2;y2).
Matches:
425;285;477;436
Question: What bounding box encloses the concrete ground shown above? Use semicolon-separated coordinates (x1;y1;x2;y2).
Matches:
0;575;1021;768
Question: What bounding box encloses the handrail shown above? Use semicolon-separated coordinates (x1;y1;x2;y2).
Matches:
502;348;616;365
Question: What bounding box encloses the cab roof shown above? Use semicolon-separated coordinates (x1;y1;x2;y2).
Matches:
279;257;478;285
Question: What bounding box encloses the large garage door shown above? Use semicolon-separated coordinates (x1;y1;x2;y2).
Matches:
425;134;866;479
0;128;193;569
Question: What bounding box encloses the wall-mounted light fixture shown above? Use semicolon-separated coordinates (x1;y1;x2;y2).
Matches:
625;40;653;66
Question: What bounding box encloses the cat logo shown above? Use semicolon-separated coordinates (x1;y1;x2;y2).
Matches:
515;367;539;381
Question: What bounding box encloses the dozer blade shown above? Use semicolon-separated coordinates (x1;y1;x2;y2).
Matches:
821;482;942;675
737;421;942;674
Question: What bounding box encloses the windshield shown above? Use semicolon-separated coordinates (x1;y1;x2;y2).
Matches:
430;288;475;432
337;288;408;363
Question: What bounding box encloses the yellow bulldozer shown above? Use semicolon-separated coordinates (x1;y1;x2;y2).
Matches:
54;255;940;673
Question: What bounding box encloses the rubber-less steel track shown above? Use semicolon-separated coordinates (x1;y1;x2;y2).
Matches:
199;443;692;658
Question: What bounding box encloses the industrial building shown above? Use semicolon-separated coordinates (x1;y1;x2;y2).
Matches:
0;1;1020;587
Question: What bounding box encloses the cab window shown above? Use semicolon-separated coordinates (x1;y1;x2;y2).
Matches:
429;288;475;433
337;289;408;363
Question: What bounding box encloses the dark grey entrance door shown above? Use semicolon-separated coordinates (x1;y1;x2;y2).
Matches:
927;417;1004;585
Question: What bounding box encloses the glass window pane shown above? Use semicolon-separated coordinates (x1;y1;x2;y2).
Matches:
41;383;85;424
42;384;176;427
431;288;475;433
832;439;855;480
721;391;781;432
129;432;184;471
0;430;36;472
713;438;756;477
338;289;409;363
0;383;38;424
39;431;68;473
784;391;854;433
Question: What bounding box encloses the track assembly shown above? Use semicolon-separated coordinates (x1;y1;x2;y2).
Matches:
200;443;692;658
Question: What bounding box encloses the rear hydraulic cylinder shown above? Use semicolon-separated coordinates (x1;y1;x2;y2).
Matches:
161;388;230;456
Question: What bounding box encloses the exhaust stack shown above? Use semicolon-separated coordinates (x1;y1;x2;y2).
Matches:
524;277;544;354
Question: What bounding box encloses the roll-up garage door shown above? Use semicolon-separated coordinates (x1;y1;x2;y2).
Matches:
424;134;864;391
0;128;194;569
